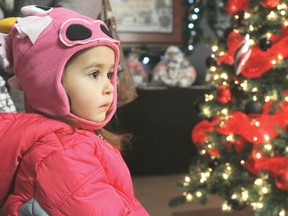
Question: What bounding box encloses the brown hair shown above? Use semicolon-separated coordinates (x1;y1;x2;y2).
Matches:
97;128;131;149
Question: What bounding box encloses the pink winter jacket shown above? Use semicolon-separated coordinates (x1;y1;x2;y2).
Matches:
0;113;149;215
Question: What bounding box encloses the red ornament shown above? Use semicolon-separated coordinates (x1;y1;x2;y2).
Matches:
275;168;288;191
261;0;279;8
216;85;232;104
226;0;249;15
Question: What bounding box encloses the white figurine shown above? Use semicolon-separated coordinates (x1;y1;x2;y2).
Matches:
152;46;197;87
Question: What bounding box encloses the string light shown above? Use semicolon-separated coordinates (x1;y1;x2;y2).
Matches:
256;152;262;159
254;178;263;186
264;135;270;141
226;134;234;142
185;193;194;202
222;201;232;212
220;73;229;80
244;12;251;19
264;143;272;150
211;45;219;52
255;121;260;127
249;25;254;31
265;96;271;102
221;108;229;115
210;66;217;72
261;187;269;194
240;81;248;91
271;59;277;65
200;171;211;183
241;188;249;201
196;191;202;198
279;209;286;216
200;150;207;155
213;74;220;80
267;11;277;20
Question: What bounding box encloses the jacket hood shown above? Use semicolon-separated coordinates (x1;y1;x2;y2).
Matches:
0;5;120;130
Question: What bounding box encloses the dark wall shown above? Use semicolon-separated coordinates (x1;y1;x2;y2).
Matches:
115;87;209;175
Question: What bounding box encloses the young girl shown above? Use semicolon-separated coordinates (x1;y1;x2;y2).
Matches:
0;5;149;215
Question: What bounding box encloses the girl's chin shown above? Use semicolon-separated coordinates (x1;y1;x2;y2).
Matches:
89;114;107;123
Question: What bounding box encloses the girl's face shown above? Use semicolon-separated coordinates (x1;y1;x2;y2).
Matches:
62;46;115;123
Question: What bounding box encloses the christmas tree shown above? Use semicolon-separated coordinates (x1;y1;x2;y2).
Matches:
170;0;288;215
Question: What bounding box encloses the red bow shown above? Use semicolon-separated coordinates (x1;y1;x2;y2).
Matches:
226;0;279;15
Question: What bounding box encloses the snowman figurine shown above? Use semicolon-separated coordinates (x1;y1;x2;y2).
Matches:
152;46;197;87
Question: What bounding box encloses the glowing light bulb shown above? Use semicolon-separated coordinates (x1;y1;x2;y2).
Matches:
262;187;268;194
184;176;191;183
211;45;218;52
255;178;263;186
223;173;229;180
196;191;202;197
256;152;262;159
264;143;272;150
222;201;232;212
186;193;193;202
264;135;270;141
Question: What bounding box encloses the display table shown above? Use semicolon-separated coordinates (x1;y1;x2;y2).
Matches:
116;86;211;175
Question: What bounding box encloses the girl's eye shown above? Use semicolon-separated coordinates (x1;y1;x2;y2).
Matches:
107;72;114;80
89;71;99;79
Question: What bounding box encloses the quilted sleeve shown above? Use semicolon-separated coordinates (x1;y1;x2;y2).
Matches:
34;138;146;216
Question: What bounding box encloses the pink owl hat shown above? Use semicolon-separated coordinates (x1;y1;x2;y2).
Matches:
0;5;120;130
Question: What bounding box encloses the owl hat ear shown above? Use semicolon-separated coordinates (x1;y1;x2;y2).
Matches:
0;5;52;71
0;5;53;90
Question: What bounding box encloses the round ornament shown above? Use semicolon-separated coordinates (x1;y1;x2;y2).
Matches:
208;158;220;169
261;0;279;8
259;38;272;51
244;100;263;114
216;85;232;104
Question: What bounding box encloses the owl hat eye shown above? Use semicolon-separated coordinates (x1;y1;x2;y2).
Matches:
59;18;117;47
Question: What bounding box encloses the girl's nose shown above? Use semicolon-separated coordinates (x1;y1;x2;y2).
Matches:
103;80;114;95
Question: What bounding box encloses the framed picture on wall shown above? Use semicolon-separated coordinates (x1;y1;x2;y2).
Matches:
109;0;183;46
